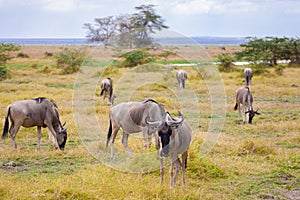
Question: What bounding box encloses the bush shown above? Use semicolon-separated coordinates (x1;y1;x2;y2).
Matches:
120;49;154;67
275;65;285;75
16;52;29;58
0;43;21;65
56;48;86;74
0;66;10;81
217;53;236;72
44;51;53;57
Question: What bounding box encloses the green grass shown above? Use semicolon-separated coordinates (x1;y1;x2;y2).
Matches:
0;46;299;199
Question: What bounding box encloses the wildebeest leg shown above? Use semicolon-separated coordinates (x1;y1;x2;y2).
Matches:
46;125;60;149
9;122;21;148
181;151;188;187
110;126;119;160
121;132;132;157
241;105;246;124
159;157;164;184
37;126;42;150
142;128;151;148
173;158;181;188
170;160;175;188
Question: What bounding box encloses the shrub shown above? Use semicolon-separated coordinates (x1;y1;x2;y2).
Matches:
16;52;29;58
44;51;53;57
0;66;10;81
217;53;236;72
275;65;285;75
0;43;21;65
56;48;86;74
120;49;154;67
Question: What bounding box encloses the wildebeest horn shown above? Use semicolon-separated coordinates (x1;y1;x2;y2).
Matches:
145;115;162;127
255;108;260;115
166;111;184;126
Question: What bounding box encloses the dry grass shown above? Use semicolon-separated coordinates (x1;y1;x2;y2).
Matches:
0;45;299;199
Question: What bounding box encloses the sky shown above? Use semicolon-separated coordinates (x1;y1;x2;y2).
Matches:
0;0;300;38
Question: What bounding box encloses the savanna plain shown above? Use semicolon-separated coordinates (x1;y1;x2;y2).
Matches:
0;45;299;199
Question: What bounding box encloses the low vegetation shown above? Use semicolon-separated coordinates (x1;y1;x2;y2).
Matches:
0;45;299;199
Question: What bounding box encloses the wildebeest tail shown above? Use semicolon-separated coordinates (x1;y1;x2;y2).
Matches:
246;76;249;86
106;119;112;148
184;155;188;169
234;103;238;111
100;89;105;96
2;106;10;139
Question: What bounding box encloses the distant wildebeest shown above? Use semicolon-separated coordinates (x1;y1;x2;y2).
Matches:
100;77;115;105
234;87;260;124
244;67;253;86
2;97;67;150
176;69;187;89
155;112;192;188
106;99;166;159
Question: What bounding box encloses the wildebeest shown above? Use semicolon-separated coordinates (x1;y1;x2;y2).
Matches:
244;67;253;86
155;112;192;188
106;99;166;159
234;87;260;124
2;97;67;150
176;69;187;89
100;77;115;105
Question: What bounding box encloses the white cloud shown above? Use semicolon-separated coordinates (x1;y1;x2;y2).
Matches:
170;0;261;15
40;0;76;12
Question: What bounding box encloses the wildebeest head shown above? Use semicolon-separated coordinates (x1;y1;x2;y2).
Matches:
57;122;68;150
158;122;172;157
246;109;260;124
157;112;184;157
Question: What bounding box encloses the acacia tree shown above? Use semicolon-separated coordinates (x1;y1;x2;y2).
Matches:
83;4;168;48
132;4;168;47
83;16;117;47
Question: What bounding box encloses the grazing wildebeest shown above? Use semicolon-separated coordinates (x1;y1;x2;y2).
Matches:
244;67;253;86
106;99;166;159
2;97;67;150
176;69;187;89
100;77;115;105
154;112;192;188
234;87;260;124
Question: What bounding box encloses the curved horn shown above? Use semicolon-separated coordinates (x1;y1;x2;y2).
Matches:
145;115;162;127
166;111;184;126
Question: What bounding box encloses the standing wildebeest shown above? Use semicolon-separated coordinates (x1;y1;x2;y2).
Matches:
100;77;115;105
176;69;187;89
106;99;166;159
244;67;253;86
154;112;192;188
2;97;67;150
234;87;260;124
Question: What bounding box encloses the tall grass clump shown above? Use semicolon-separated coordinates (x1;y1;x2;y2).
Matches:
56;48;87;74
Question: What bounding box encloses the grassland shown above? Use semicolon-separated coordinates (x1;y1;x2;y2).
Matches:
0;45;299;199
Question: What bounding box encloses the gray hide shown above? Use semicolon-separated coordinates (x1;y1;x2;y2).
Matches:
234;87;260;124
2;97;67;150
157;112;192;188
244;68;253;86
100;77;115;105
176;69;187;89
106;99;166;159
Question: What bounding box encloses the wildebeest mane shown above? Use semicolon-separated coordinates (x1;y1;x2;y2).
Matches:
129;103;148;125
143;99;158;104
33;97;58;108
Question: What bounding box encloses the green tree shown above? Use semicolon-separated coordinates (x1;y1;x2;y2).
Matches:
132;4;168;47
